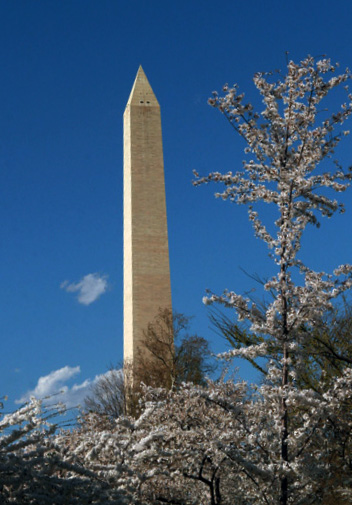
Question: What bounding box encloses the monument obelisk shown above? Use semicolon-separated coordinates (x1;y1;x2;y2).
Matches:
123;66;172;393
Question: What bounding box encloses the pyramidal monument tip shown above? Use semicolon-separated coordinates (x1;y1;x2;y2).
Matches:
125;66;159;108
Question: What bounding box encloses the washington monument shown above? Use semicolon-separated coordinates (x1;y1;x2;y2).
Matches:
123;66;173;391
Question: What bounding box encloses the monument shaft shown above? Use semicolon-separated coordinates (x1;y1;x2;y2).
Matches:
123;67;172;385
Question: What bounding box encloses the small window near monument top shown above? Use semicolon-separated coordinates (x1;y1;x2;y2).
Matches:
146;101;150;104
140;100;144;103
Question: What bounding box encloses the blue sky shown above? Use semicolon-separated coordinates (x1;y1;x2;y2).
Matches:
1;0;352;413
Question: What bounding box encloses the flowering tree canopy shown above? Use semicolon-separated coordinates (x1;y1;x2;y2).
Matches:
196;56;352;335
0;398;133;503
194;56;352;505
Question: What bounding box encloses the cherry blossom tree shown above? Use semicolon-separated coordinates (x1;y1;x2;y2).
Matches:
210;296;352;391
194;56;352;504
60;376;352;505
0;398;134;503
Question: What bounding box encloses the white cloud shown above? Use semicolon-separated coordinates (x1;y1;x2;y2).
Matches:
61;273;108;305
16;366;122;410
16;366;81;405
60;379;93;408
